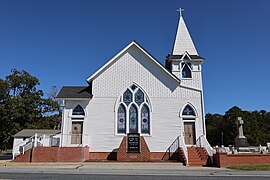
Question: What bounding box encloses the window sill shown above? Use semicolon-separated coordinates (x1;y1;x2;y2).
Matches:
181;78;193;80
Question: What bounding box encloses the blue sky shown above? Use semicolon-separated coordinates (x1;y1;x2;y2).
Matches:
0;0;270;114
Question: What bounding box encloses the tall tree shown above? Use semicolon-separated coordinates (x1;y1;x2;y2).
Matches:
0;69;60;151
206;106;270;146
205;113;224;146
46;85;62;130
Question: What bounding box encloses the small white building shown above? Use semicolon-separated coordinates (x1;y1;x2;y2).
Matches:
12;129;60;159
55;12;211;163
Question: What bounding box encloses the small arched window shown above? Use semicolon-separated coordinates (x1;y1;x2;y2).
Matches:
181;62;192;78
182;104;196;116
72;105;85;116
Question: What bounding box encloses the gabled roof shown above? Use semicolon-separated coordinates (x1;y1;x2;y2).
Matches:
172;15;198;55
56;86;92;99
87;41;180;83
14;129;61;138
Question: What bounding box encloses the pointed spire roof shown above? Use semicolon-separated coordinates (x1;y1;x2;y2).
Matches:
172;12;198;55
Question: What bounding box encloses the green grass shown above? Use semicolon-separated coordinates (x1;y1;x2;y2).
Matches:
228;164;270;171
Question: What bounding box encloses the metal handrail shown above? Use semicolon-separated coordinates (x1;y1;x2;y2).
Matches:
163;135;189;166
196;134;213;157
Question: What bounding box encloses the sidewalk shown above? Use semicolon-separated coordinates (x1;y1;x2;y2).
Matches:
0;161;270;176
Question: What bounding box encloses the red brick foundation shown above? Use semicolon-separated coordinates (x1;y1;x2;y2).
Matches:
13;147;89;163
117;136;150;162
213;152;270;167
13;148;32;162
88;152;117;161
13;140;183;163
14;147;169;162
87;152;166;162
150;152;167;161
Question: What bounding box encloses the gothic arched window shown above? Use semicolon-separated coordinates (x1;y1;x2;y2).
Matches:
182;104;196;116
141;104;150;134
129;104;138;133
117;85;151;135
72;105;85;116
117;104;126;134
181;62;192;78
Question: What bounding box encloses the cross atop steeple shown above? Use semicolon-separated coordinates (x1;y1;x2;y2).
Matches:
177;7;184;17
172;8;198;55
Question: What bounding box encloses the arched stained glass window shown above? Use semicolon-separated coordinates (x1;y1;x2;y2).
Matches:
141;104;150;134
117;85;151;135
135;89;144;106
182;105;196;116
123;89;132;106
129;104;138;133
182;63;192;78
117;104;126;134
72;105;85;116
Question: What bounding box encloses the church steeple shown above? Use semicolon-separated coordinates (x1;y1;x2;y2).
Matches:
165;9;204;81
172;9;198;55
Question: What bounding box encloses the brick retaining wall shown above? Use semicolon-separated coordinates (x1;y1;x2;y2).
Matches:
213;152;270;167
13;147;89;162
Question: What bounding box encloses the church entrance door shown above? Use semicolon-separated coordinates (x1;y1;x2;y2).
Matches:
184;122;195;145
71;122;83;144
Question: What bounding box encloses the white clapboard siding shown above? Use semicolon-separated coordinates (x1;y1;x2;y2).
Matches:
181;71;202;89
92;45;201;98
61;44;205;152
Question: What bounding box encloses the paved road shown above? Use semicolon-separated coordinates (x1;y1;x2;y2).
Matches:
0;163;270;179
0;173;270;180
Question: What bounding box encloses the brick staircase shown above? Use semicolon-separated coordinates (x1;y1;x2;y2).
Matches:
180;147;209;166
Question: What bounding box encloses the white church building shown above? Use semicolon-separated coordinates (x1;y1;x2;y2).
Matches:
55;11;212;165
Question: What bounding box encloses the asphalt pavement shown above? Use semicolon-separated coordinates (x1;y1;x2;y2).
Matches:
0;173;270;180
0;162;270;179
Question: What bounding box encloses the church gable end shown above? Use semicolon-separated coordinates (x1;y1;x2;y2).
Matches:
89;41;180;97
87;41;179;83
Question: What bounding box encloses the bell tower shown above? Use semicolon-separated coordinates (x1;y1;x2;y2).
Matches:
165;8;204;89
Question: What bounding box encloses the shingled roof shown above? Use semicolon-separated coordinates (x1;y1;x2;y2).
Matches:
14;129;61;138
56;86;92;99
